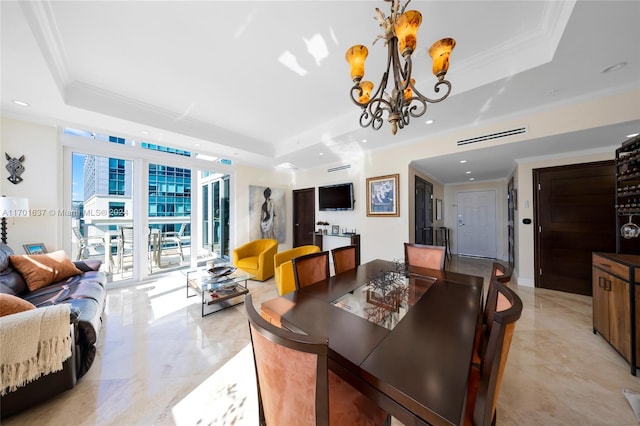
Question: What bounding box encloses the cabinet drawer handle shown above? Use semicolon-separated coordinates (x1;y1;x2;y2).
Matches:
600;263;612;269
605;279;612;291
599;276;605;288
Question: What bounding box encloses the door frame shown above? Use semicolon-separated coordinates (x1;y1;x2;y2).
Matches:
293;188;315;247
414;176;433;244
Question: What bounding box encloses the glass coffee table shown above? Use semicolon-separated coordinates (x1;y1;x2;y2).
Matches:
184;266;254;317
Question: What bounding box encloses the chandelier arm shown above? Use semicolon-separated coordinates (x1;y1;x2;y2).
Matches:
399;54;412;90
389;37;410;95
361;97;393;130
349;83;366;106
371;71;390;104
405;98;427;119
411;79;453;104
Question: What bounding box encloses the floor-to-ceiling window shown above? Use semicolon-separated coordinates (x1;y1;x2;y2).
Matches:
64;128;233;285
145;143;192;274
71;150;135;282
200;172;230;261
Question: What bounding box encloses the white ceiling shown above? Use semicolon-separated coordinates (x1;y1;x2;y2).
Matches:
2;1;639;183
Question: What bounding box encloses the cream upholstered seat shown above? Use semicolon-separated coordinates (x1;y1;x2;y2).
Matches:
232;239;278;281
245;294;389;426
274;245;321;296
404;242;446;271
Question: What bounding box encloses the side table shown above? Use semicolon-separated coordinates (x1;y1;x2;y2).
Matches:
185;267;254;317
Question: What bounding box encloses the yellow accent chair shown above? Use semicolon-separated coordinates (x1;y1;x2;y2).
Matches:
274;245;321;296
232;239;278;281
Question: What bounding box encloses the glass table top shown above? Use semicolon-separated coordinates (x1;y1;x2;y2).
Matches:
331;270;437;330
184;266;254;292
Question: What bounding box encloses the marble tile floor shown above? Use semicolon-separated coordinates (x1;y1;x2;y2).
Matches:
3;255;640;425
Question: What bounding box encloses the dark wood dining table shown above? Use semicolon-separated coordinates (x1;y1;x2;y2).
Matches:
260;259;483;426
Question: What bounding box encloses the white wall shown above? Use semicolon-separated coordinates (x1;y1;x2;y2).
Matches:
0;117;60;251
233;164;294;250
294;149;412;264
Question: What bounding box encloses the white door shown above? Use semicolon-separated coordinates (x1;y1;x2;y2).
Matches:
456;190;497;258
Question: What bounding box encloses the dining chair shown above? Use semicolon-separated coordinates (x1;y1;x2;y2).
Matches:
117;226;135;273
273;245;321;296
465;279;522;426
483;263;512;330
245;294;390;426
404;242;446;270
292;251;330;291
159;223;186;264
72;227;104;261
331;245;357;275
472;262;513;367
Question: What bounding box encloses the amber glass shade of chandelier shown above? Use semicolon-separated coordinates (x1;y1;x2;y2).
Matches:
428;38;456;79
345;45;368;82
394;10;422;57
358;81;374;103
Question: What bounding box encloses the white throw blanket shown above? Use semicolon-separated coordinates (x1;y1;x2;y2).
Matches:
0;304;72;395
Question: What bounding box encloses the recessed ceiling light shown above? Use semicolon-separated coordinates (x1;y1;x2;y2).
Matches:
319;152;324;156
460;160;467;164
600;62;627;74
195;153;218;162
362;139;368;143
12;100;29;107
140;130;150;135
465;171;471;174
195;143;201;147
276;162;298;170
425;119;434;125
627;133;639;138
469;177;475;181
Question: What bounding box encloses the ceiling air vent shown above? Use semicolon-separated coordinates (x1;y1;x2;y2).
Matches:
327;165;351;173
456;127;527;146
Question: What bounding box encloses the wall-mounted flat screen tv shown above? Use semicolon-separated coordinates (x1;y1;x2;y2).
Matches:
318;183;355;211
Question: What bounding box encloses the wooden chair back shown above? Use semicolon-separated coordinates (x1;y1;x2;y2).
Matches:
404;243;446;270
331;245;357;275
467;280;522;426
292;251;330;290
483;262;513;335
246;294;330;425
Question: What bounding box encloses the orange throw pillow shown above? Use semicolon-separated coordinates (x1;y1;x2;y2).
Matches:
9;250;82;292
0;293;36;317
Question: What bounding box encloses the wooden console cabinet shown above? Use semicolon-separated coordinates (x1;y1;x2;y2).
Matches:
592;252;640;375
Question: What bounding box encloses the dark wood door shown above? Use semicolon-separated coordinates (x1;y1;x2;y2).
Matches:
293;188;315;247
534;161;616;295
415;177;433;244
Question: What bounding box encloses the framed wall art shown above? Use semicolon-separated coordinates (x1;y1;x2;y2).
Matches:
366;174;399;217
23;243;47;255
249;185;286;243
436;199;443;220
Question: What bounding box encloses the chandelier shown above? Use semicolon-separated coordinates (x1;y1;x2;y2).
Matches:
345;0;455;135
